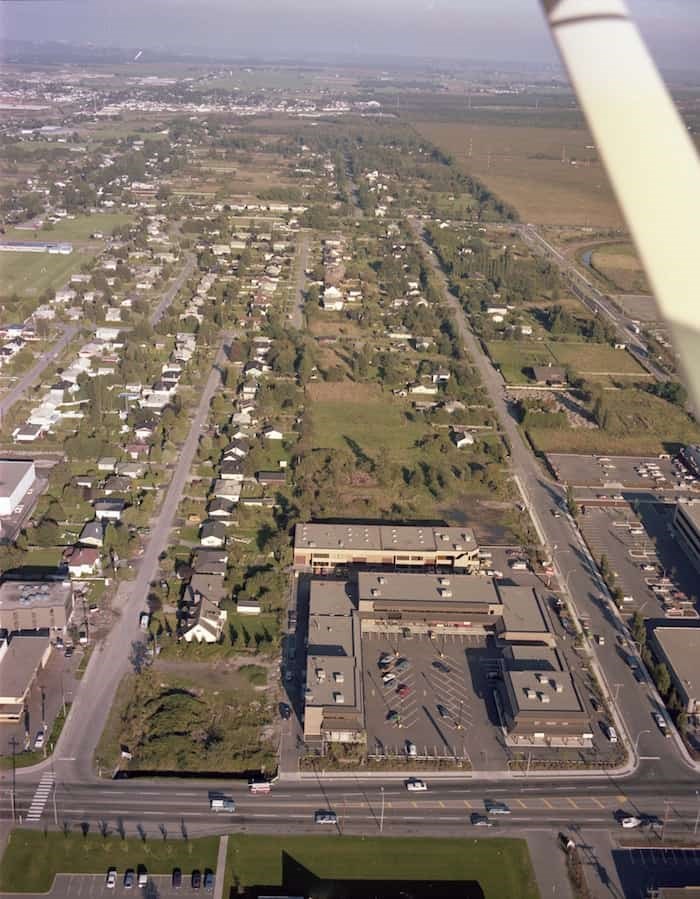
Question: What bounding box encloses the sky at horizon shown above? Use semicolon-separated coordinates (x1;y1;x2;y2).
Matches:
1;0;699;72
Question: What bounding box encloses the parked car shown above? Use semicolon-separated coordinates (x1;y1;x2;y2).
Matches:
605;724;618;743
314;810;338;824
397;684;410;699
137;868;147;888
394;658;409;672
191;869;202;889
595;634;605;645
589;696;601;712
172;868;182;889
204;869;214;891
470;813;493;827
382;671;396;686
33;730;45;750
106;868;117;889
406;740;417;757
436;703;450;719
124;869;135;889
406;778;427;792
386;710;400;725
631;667;645;683
653;711;670;736
432;660;450;673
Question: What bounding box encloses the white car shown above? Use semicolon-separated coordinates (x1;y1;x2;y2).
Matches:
406;740;417;757
621;816;642;829
406;778;427;792
33;731;45;750
382;672;396;685
653;712;670;737
106;868;117;889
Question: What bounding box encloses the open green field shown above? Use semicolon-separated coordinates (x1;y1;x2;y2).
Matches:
223;834;540;899
588;242;650;294
0;247;95;298
5;213;134;243
0;830;219;893
411;120;624;226
309;381;426;461
488;340;644;383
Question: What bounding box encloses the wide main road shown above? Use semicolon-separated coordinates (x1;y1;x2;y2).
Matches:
409;219;689;780
2;768;699;839
29;336;231;785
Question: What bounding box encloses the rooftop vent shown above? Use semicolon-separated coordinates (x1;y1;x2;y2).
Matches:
371;588;381;597
553;681;564;694
333;692;345;704
439;589;452;598
315;668;326;683
535;673;547;684
333;672;345;684
525;688;537;699
378;576;386;585
439;577;450;586
538;692;551;704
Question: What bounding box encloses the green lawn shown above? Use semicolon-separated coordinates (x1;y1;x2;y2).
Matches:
486;341;555;384
0;248;93;298
548;342;644;375
0;830;219;893
223;835;540;899
4;213;134;243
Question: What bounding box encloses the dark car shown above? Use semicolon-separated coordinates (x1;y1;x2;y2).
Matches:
123;869;135;889
590;696;601;712
64;646;74;659
192;869;202;889
631;667;645;683
394;658;409;672
386;710;400;725
640;814;662;827
432;660;450;673
204;870;214;891
279;702;292;720
436;703;450;719
172;868;182;889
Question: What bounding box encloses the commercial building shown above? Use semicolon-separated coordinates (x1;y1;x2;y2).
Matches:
294;522;479;571
0;630;52;721
303;580;365;747
650;625;700;721
0;459;36;516
499;645;592;747
0;580;73;633
673;502;700;574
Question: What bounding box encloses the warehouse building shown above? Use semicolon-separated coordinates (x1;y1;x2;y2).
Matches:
303;580;365;747
0;459;36;516
650;625;700;722
0;630;52;722
294;522;479;571
673;502;700;574
0;580;73;633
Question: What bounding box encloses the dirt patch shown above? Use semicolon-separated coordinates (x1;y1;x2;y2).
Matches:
310;318;364;338
306;380;382;403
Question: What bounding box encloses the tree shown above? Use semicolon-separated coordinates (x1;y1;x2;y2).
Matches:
655;662;671;698
630;611;646;646
565;484;578;518
129;640;150;675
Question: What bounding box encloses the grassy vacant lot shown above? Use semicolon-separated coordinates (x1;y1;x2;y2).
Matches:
488;340;644;383
0;830;219;894
309;381;425;462
0;249;94;298
223;834;540;899
4;213;133;243
412;120;623;226
529;387;700;455
588;242;650;294
96;667;276;775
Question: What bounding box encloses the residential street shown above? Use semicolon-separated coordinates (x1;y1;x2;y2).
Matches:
290;230;309;329
149;252;195;326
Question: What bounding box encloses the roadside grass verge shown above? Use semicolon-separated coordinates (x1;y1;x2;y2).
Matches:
0;830;218;894
223;834;540;899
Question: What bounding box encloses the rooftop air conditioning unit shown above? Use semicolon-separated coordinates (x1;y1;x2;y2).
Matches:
538;693;551;704
333;672;345;683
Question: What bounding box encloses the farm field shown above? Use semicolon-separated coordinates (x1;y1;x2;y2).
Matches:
588;242;651;294
4;213;134;243
487;340;645;384
411;120;624;226
223;834;540;899
0;830;219;894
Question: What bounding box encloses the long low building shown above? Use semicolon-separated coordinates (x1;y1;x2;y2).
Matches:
650;624;700;722
0;459;36;516
673;502;700;574
294;522;479;571
0;630;52;721
0;580;73;633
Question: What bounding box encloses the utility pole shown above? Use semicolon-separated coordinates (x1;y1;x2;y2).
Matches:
52;764;58;827
694;791;699;836
380;786;385;834
8;736;18;822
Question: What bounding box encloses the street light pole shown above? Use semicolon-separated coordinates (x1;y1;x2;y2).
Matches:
380;787;385;834
634;729;651;757
694;791;700;836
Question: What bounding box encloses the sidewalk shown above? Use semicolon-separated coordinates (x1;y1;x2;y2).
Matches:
213;834;228;899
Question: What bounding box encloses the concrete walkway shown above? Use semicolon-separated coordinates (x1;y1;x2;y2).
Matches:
214;834;228;899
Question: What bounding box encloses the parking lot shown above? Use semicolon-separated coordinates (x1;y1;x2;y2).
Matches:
547;453;694;491
362;631;511;770
580;504;698;619
613;847;700;899
24;872;209;898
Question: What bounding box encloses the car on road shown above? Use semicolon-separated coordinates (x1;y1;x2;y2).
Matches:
484;800;511;815
551;509;561;518
595;634;605;645
172;867;182;889
139;611;150;630
470;813;493;826
640;814;662;827
604;724;618;743
432;660;450;673
33;730;45;750
653;711;670;736
589;696;601;712
64;645;74;659
406;740;417;757
631;667;645;684
382;671;397;685
106;868;117;889
192;869;202;889
620;816;642;829
124;868;135;888
406;778;428;792
204;869;214;891
314;810;338;824
396;684;410;699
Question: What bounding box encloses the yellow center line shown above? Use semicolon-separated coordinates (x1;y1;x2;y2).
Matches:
464;800;472;809
617;795;627;803
439;800;445;808
567;798;578;809
542;798;553;809
387;802;392;809
515;799;527;808
592;798;604;809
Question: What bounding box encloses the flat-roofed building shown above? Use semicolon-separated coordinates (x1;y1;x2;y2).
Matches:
0;630;52;721
673;502;700;574
294;522;479;571
650;625;700;721
0;580;73;633
0;459;36;516
496;585;555;647
500;646;591;746
303;580;365;746
357;571;503;634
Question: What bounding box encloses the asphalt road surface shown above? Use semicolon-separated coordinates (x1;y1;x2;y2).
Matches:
409;219;692;782
150;252;195;326
290;231;309;329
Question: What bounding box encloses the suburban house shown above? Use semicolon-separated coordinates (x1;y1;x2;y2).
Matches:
262;426;284;441
93;498;126;521
531;365;567;387
207;497;236;518
64;546;101;577
182;597;228;644
451;429;475;449
188;572;227;606
236;598;261;616
79;520;104;547
256;470;286;486
200;521;227;548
